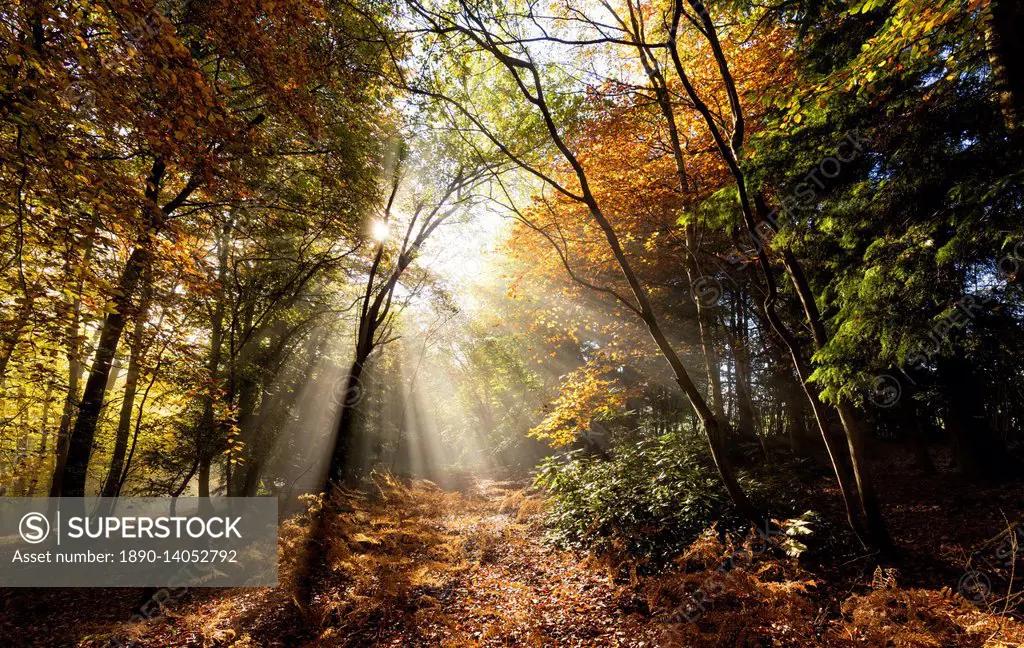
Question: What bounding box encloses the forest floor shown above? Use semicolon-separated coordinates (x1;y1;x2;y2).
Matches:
3;459;1024;647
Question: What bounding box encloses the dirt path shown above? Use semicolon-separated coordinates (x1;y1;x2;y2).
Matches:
299;477;662;647
415;499;659;647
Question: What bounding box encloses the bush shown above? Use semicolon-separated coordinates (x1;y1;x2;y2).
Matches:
535;431;764;564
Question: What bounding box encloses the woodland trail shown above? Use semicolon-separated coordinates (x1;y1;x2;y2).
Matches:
296;476;664;647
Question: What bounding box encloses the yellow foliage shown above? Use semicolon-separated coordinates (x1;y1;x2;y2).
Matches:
528;361;628;446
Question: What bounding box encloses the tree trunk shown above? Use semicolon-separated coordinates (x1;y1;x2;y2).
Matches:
735;358;756;440
101;276;152;497
643;314;760;523
50;290;95;496
985;0;1024;133
196;217;231;507
779;245;889;547
47;219;99;498
198;456;211;497
327;358;367;485
230;374;259;495
657;0;880;546
115;358;160;496
242;455;263;497
897;396;936;475
684;225;727;427
25;384;54;496
228;293;257;496
223;458;232;499
725;300;757;442
294;357;369;609
786;389;809;456
737;198;868;542
835;401;890;549
622;36;756;520
59;243;151;497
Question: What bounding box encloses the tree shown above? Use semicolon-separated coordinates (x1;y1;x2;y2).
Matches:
325;139;490;486
406;0;762;522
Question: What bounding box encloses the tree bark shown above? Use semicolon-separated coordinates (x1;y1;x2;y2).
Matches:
777;245;889;546
242;455;263;496
115;355;161;496
619;23;756;517
725;297;757;441
198;456;211;497
101;275;153;497
785;379;812;456
25;383;55;496
529;54;761;519
834;401;889;548
685;224;727;428
0;295;33;390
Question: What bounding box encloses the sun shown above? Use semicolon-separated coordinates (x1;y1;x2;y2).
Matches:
371;220;390;242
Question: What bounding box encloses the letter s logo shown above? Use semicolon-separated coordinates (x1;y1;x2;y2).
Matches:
19;513;50;544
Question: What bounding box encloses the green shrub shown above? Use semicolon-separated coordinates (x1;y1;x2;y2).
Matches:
534;431;764;563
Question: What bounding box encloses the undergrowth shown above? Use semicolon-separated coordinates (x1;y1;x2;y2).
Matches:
535;431;768;565
532;437;1024;647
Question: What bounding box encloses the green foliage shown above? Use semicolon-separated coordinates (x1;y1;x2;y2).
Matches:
534;431;762;563
746;0;1024;408
690;185;741;230
779;510;822;557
